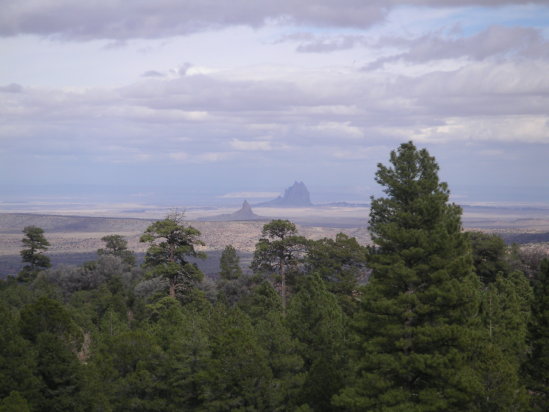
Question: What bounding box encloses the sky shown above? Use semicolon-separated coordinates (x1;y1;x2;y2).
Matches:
1;0;548;207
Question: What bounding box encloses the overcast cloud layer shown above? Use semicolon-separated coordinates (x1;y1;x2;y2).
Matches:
1;1;548;205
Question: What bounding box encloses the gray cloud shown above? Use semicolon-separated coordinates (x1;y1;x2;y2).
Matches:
0;1;387;40
1;1;545;40
2;56;547;170
141;70;165;78
366;26;549;69
0;83;23;93
176;63;193;77
295;35;369;53
2;52;548;201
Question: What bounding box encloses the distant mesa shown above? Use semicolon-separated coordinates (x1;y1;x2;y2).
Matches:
257;181;313;208
201;200;265;221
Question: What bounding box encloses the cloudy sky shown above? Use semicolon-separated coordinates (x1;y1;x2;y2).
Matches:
1;0;548;206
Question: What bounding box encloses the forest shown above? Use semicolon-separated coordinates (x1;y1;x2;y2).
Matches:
1;142;547;411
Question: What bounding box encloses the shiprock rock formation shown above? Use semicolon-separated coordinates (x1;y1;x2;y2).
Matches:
201;200;265;221
258;181;313;207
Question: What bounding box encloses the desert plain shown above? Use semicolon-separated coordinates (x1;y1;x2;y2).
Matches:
1;202;549;277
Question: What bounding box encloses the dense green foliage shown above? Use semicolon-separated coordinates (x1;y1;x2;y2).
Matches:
306;233;367;314
525;258;549;411
1;142;546;411
470;231;532;410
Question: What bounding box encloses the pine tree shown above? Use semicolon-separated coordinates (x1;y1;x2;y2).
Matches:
91;329;166;411
219;244;242;280
34;332;85;412
18;226;51;282
468;232;508;284
469;232;532;410
0;391;30;412
254;311;305;410
287;273;347;411
202;304;273;410
476;273;531;410
306;233;368;314
140;212;205;299
0;303;39;406
97;234;136;266
147;297;211;409
251;220;308;313
334;141;482;411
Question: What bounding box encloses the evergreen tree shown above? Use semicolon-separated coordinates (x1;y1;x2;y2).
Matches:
476;273;531;410
0;391;30;412
287;273;347;411
470;232;532;410
0;304;39;406
34;332;85;412
238;278;283;320
525;258;549;411
164;326;210;409
97;234;136;266
140;212;205;299
202;304;273;410
216;275;253;307
217;245;246;306
251;220;308;313
219;244;242;280
469;231;508;284
254;311;305;410
91;329;166;411
19;297;80;345
335;141;482;411
18;226;51;282
150;299;211;410
307;233;368;314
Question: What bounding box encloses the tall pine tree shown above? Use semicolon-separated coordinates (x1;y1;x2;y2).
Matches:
251;220;308;313
219;245;242;281
140;212;205;300
18;226;51;282
335;141;482;411
287;273;347;411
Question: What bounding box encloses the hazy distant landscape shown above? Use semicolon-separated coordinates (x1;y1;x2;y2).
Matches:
2;2;549;410
2;199;549;277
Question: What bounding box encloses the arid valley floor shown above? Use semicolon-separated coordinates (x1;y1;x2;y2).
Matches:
2;203;549;277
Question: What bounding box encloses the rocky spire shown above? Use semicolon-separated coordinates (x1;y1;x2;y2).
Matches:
258;181;313;207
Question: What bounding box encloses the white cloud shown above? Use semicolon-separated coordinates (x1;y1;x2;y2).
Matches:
403;115;549;144
332;145;391;160
194;152;232;163
308;122;364;139
169;152;189;161
230;139;272;151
